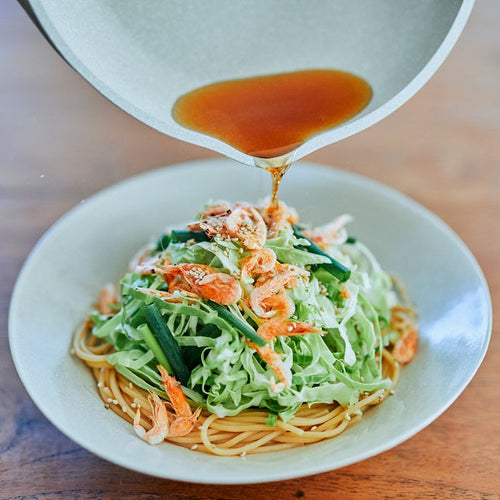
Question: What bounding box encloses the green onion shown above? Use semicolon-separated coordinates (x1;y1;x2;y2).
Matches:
181;324;222;370
137;324;173;373
156;234;171;251
170;230;210;243
345;236;356;244
143;303;190;385
207;300;267;347
292;226;351;282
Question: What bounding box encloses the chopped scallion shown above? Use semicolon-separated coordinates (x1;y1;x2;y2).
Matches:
207;300;266;347
143;303;190;385
170;230;210;243
292;226;351;282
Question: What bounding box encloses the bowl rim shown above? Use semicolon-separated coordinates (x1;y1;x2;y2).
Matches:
8;160;492;483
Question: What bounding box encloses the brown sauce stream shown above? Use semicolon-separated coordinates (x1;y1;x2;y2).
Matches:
173;69;372;203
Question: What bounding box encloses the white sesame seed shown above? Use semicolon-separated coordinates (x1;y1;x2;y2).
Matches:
106;398;112;403
112;399;118;405
131;403;137;408
345;413;351;421
122;407;127;412
97;382;103;388
240;451;246;457
190;444;198;450
311;426;317;431
390;389;395;395
286;326;293;332
353;409;362;416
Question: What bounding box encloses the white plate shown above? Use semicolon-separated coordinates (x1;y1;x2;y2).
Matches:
9;159;491;484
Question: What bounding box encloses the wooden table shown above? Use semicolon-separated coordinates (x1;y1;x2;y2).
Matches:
1;2;498;498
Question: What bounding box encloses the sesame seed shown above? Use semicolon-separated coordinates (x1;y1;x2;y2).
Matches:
311;426;317;431
131;403;137;408
122;407;127;412
190;444;198;450
390;389;395;395
240;451;247;457
286;326;293;332
97;382;103;388
345;414;351;421
129;382;133;389
106;398;112;403
112;399;118;405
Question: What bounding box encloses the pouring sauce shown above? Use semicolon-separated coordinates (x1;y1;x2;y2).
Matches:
173;69;372;203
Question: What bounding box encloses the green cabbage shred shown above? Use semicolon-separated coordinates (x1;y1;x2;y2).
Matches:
90;209;400;422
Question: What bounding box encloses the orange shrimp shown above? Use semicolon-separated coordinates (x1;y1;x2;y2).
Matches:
257;318;324;342
258;291;295;319
249;264;304;317
161;263;241;305
240;248;276;281
187;202;233;237
97;283;117;315
249;319;323;390
259;200;299;237
133;367;201;444
226;205;267;249
187;218;225;238
304;214;353;249
249;342;292;390
133;392;170;445
392;329;418;365
158;365;201;437
390;305;418;364
134;253;171;276
199;201;233;219
128;245;156;273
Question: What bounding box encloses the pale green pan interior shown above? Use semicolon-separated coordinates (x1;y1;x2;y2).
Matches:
23;0;473;165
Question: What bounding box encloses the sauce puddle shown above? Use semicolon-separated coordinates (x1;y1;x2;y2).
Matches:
173;69;372;201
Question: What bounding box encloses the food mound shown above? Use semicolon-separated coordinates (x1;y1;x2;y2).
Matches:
74;200;417;455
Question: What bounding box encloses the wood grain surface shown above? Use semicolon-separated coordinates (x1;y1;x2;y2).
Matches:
1;2;499;498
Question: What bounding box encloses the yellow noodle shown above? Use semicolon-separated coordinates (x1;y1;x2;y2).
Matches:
73;317;407;456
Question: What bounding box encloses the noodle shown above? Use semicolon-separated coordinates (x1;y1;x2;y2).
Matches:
72;202;418;456
73;321;402;456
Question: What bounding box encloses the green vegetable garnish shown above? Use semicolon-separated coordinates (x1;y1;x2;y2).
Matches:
292;226;351;282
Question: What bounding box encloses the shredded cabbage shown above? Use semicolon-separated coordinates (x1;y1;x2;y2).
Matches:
91;207;400;422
